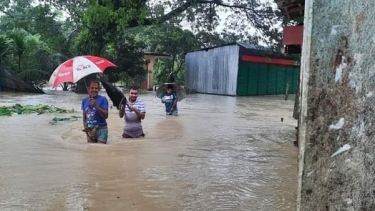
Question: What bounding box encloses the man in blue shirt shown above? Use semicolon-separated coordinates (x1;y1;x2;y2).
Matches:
81;79;109;144
161;84;178;116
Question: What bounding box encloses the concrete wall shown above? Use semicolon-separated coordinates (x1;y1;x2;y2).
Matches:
185;45;239;96
298;0;375;210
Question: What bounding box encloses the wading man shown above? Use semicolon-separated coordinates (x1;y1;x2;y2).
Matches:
119;86;146;138
81;80;109;144
161;84;178;116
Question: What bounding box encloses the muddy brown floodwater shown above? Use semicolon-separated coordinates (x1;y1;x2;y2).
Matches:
0;90;298;211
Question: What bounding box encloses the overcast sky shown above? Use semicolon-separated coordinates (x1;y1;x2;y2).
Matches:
150;0;278;34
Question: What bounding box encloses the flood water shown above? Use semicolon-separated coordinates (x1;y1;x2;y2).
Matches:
0;90;298;211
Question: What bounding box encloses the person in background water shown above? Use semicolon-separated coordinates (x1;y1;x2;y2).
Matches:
119;85;146;138
81;80;109;144
161;84;178;116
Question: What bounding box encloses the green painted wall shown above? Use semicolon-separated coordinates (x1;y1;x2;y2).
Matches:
237;61;300;96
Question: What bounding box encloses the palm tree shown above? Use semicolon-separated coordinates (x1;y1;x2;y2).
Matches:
6;29;28;73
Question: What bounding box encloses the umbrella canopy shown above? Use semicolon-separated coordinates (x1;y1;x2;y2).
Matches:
48;55;116;88
156;83;186;101
99;78;127;110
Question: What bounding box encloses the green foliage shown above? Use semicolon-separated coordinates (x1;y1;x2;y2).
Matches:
49;115;81;125
141;24;199;85
71;0;150;90
0;34;13;63
0;0;285;92
104;35;147;85
7;29;28;59
153;59;185;85
0;1;78;89
74;29;101;55
0;103;74;116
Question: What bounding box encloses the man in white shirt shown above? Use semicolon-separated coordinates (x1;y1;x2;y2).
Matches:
119;86;146;138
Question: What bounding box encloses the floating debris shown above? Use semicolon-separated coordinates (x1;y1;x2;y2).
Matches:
0;104;74;116
331;144;351;157
49;116;81;125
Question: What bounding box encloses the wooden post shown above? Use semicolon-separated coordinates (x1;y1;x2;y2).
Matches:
285;80;290;100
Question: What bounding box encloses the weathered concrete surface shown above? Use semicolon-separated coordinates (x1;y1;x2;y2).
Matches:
298;1;375;210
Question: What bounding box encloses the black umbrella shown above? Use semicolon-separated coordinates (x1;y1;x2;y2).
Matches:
155;83;186;101
99;78;127;110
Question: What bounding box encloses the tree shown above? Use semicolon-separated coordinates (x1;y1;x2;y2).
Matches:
0;1;77;90
141;24;199;84
0;34;13;65
0;0;283;93
59;0;282;92
46;0;282;49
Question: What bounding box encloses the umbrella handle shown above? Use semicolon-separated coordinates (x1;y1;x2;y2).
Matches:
83;79;91;97
119;97;127;108
119;97;124;106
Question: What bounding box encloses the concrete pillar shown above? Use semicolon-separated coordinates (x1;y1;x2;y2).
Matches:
298;0;375;210
147;59;155;90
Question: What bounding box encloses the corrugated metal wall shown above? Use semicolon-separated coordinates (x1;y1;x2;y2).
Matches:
237;61;300;96
185;45;239;95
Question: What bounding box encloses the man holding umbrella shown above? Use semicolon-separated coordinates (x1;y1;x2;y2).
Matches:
81;79;109;144
119;85;146;138
161;84;178;116
48;55;116;143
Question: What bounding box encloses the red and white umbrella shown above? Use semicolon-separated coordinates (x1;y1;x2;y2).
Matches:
49;55;116;88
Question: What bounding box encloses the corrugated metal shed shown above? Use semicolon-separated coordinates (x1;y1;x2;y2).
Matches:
185;44;240;96
185;42;300;96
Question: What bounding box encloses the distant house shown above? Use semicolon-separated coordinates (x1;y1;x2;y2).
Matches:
274;0;305;54
185;42;300;96
140;52;170;90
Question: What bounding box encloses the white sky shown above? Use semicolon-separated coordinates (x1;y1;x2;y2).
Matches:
186;0;278;32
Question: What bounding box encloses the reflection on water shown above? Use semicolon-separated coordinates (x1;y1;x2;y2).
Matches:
0;90;298;211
